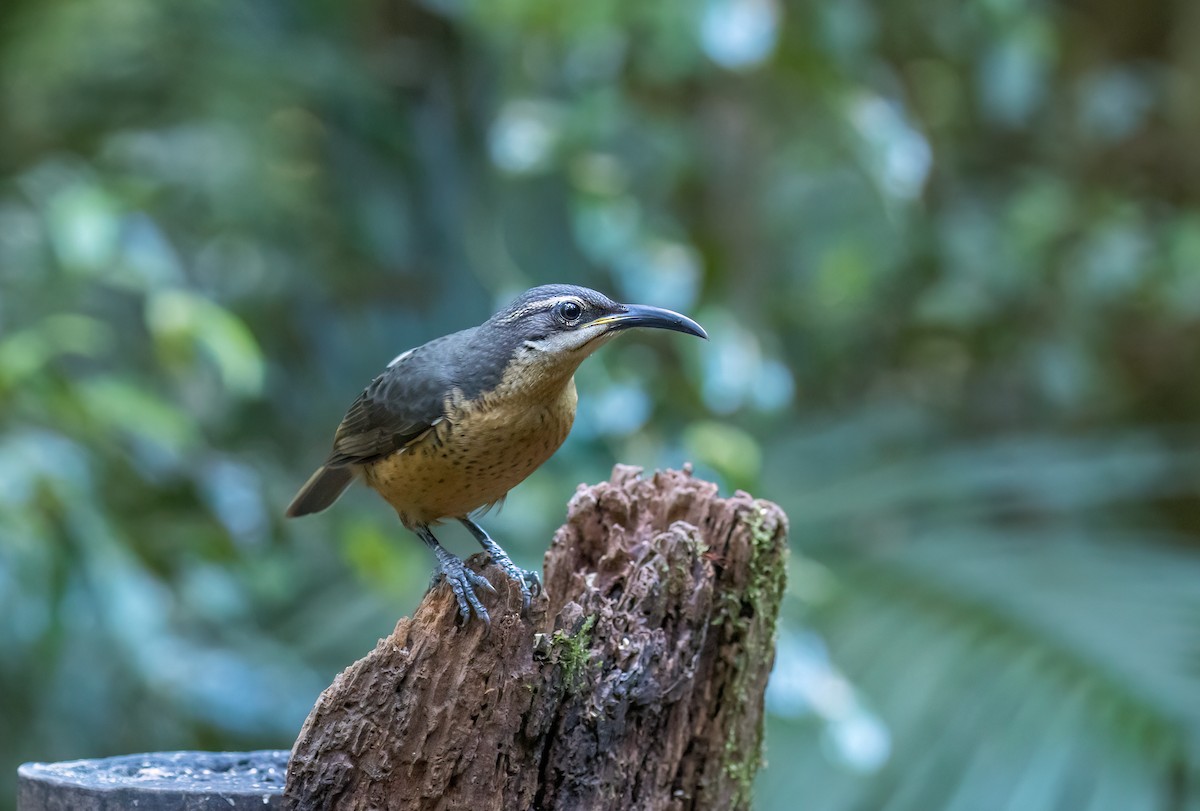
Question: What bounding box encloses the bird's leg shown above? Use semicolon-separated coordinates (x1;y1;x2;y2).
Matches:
458;517;542;610
414;523;495;624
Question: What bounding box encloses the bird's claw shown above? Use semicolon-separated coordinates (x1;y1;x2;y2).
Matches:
526;569;542;596
431;556;494;625
522;568;543;600
489;555;542;610
457;519;542;612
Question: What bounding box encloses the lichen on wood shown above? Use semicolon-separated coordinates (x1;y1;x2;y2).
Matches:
284;465;788;811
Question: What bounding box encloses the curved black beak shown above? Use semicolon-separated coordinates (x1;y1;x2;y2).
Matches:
591;303;708;340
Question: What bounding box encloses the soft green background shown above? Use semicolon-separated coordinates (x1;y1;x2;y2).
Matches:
3;0;1200;809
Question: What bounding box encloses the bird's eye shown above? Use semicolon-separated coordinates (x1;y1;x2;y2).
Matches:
558;300;583;322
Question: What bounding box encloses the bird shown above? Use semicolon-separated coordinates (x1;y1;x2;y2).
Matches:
286;284;707;623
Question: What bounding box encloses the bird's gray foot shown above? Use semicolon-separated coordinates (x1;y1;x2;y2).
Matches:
432;552;496;624
459;518;542;610
489;551;541;610
416;524;496;624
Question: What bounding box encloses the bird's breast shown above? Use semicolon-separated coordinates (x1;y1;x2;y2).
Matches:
362;377;578;526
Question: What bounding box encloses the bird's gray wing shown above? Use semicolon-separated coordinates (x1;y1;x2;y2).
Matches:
324;339;457;467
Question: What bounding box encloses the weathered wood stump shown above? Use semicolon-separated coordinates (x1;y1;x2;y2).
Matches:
284;465;788;811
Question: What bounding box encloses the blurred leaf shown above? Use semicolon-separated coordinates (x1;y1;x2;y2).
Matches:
789;528;1200;811
0;315;113;387
145;290;264;397
78;377;199;454
683;420;762;488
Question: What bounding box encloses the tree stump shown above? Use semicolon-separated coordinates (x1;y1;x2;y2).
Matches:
284;465;788;811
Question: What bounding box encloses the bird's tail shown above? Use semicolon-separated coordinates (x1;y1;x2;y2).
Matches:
285;465;355;517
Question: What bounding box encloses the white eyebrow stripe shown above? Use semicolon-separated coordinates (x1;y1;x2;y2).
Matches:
387;348;415;367
500;295;584;322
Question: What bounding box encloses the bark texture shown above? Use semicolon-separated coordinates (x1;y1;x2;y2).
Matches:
284;465;788;811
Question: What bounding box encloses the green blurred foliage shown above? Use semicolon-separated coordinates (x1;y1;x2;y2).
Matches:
2;0;1200;809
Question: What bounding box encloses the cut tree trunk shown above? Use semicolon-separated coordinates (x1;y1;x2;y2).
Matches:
284;465;788;811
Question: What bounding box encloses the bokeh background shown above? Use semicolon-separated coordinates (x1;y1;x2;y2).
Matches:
3;0;1200;808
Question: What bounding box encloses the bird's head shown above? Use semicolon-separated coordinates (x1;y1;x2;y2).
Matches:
475;284;706;392
490;284;706;360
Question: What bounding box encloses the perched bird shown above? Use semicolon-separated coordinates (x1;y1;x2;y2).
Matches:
286;284;707;622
